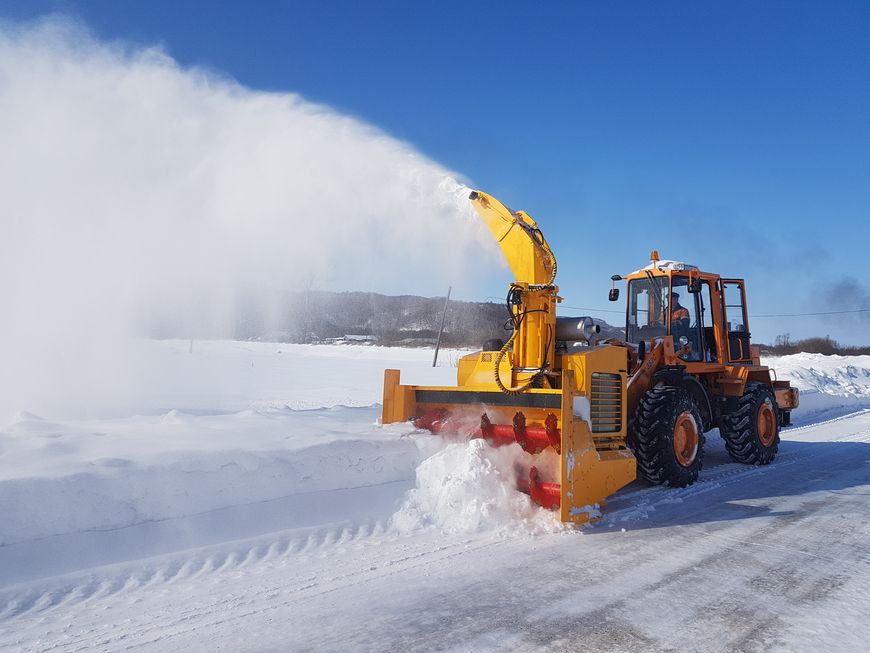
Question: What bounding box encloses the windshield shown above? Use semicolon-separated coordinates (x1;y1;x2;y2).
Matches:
626;275;669;343
626;275;702;361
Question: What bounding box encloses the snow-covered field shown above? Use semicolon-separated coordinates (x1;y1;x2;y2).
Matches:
1;341;869;652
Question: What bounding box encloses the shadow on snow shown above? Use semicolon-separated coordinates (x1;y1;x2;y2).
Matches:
591;433;870;533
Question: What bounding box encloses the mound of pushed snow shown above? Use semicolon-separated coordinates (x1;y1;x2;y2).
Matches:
391;438;564;535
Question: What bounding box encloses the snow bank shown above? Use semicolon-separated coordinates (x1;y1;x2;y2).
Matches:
0;342;467;579
763;353;870;421
0;407;418;547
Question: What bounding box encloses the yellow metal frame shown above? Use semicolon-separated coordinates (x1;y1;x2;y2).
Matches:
381;190;641;523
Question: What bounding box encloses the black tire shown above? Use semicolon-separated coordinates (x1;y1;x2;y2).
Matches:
481;338;505;352
719;382;779;465
631;386;704;487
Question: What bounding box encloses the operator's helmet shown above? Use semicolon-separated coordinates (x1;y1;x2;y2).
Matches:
670;292;680;301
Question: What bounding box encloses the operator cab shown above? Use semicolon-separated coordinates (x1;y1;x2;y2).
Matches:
613;254;754;365
622;259;718;363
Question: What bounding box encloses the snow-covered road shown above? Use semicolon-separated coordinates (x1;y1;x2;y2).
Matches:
1;342;869;652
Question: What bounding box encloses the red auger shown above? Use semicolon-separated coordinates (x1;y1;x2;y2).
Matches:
413;409;562;509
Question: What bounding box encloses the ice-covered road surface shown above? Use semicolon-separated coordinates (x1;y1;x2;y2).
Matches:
1;342;870;652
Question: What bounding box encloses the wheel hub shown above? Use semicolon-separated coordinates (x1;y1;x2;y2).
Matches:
757;400;777;447
673;411;699;467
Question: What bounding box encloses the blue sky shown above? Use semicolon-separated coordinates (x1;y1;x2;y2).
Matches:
2;1;868;343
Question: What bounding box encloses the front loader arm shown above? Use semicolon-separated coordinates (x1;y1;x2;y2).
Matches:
626;339;675;419
468;190;555;285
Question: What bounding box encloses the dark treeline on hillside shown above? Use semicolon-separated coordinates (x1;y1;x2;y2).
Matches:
275;292;507;347
761;334;870;356
225;291;623;347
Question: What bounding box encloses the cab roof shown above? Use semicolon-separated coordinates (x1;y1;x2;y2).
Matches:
629;260;699;275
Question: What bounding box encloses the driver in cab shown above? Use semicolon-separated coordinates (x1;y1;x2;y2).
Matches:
670;292;690;333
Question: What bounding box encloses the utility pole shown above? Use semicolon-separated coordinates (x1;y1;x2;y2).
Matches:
432;286;452;367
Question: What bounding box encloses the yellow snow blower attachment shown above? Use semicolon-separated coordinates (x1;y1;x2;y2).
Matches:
382;191;636;523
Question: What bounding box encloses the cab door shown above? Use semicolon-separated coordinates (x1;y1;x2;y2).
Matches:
721;279;751;362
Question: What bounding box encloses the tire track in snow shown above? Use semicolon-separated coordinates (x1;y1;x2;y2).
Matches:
49;532;507;653
0;518;388;623
7;529;505;653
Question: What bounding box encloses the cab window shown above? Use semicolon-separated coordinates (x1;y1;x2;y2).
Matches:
626;276;669;343
700;280;718;362
669;277;702;362
722;280;751;360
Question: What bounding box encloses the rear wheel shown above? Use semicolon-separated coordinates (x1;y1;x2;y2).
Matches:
720;382;779;465
631;386;704;487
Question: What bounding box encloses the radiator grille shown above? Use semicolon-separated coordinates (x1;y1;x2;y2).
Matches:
480;353;493;363
590;372;622;433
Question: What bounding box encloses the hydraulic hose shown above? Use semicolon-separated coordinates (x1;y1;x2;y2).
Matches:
493;230;557;396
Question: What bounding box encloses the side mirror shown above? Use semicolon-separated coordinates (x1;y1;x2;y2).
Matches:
609;274;622;302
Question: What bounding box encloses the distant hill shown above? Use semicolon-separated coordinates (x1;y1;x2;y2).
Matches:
228;291;624;348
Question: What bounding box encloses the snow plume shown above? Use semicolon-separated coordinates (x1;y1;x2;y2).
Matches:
391;438;565;535
0;18;498;419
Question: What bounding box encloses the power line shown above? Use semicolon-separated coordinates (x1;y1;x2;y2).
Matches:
561;305;624;314
751;308;870;318
559;306;870;319
484;296;623;314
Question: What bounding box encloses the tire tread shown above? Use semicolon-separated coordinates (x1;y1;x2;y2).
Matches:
632;386;704;487
719;382;779;465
